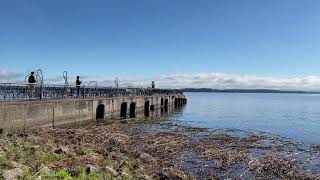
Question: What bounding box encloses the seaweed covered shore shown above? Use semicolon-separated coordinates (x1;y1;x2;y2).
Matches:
1;119;320;179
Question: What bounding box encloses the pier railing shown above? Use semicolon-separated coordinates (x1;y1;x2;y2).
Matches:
0;83;183;102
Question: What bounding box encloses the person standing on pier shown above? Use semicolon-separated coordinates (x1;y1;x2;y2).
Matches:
28;72;36;84
76;76;82;97
26;72;37;98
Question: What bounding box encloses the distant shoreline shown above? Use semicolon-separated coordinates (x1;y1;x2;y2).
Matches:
181;88;320;94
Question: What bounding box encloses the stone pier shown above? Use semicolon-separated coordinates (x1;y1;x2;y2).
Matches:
0;94;187;129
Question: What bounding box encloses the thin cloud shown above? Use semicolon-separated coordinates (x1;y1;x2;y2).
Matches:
0;69;23;80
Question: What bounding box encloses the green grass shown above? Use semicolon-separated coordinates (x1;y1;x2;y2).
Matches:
35;151;65;163
42;168;113;180
42;169;73;180
77;168;100;180
3;142;16;159
0;155;14;169
0;136;141;180
21;167;33;180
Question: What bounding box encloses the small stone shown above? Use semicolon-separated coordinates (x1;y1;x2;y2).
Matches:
159;168;190;180
30;145;40;154
53;146;69;154
139;175;153;180
213;159;223;169
10;161;19;168
2;168;23;180
10;161;29;170
311;144;320;151
85;164;98;174
39;165;50;176
121;172;131;178
120;120;128;124
138;152;156;164
33;166;50;180
0;139;5;147
31;145;40;150
105;166;118;177
17;132;28;138
0;128;3;135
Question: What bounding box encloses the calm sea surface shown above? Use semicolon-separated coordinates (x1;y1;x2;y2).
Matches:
170;92;320;144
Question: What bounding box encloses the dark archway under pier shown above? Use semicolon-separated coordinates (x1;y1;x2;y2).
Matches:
120;102;127;118
183;98;187;105
150;105;155;111
164;99;169;109
96;104;105;119
144;101;150;117
130;102;136;118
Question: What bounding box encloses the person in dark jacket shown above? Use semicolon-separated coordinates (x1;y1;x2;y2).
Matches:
28;72;36;84
76;76;82;97
76;76;81;86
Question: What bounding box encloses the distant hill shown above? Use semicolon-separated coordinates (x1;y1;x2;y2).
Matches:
181;88;320;94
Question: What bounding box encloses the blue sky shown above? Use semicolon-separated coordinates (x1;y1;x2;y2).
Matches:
1;0;320;89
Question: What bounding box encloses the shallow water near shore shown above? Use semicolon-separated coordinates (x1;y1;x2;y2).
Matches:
180;92;320;144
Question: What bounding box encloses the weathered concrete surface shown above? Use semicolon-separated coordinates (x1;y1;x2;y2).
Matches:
0;95;186;129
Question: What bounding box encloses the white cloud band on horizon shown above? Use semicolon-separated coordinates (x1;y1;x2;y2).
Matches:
99;73;320;91
1;69;320;91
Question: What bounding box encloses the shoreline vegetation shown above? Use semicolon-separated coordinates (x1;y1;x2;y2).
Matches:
182;88;320;94
0;119;320;179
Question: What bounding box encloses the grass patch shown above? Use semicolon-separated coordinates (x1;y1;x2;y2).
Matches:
42;168;110;180
21;167;33;180
36;151;65;163
0;155;14;170
43;169;73;180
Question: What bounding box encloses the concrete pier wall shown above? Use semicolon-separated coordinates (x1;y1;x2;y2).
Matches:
0;94;186;129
